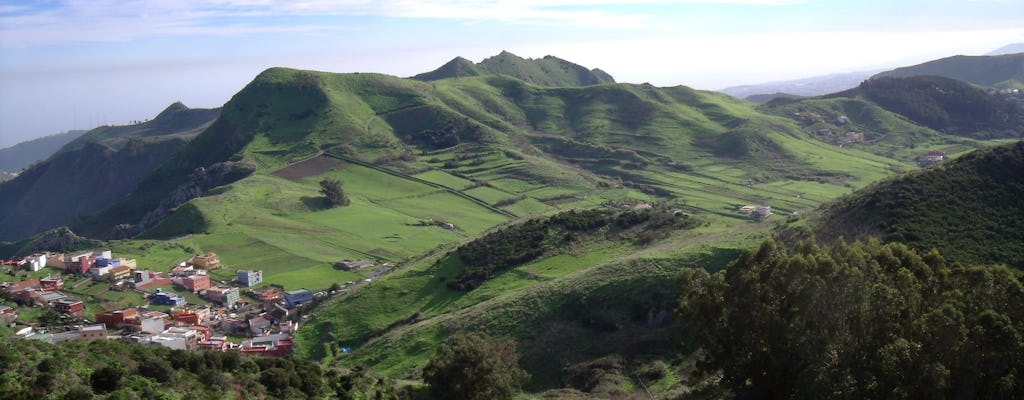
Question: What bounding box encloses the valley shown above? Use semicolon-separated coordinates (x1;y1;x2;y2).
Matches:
0;51;1022;399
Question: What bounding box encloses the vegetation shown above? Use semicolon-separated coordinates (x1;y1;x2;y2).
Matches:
815;141;1024;268
873;52;1024;89
413;51;614;87
445;209;698;291
319;178;350;207
678;238;1024;400
856;76;1024;138
0;337;357;399
0;103;219;241
422;332;529;400
0;130;85;174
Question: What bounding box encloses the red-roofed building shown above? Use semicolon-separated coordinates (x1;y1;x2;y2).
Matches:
39;276;64;292
95;308;140;329
55;298;84;314
175;274;211;293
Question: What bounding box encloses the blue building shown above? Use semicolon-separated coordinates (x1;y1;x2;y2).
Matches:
283;289;313;308
237;269;263;287
150;290;186;307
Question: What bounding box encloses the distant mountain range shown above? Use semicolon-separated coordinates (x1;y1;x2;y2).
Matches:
0;129;85;174
413;50;615;86
872;52;1024;89
989;43;1024;55
719;70;878;101
723;45;1024;102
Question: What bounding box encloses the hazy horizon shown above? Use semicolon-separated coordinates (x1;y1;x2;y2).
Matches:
2;0;1023;148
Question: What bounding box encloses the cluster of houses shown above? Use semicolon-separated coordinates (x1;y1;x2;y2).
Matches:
1;249;314;357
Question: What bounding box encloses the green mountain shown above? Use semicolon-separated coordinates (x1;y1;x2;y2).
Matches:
812;141;1024;268
0;129;85;174
873;52;1024;89
413;51;615;86
758;75;1022;167
70;65;911;244
0;103;219;241
2;54;1021;398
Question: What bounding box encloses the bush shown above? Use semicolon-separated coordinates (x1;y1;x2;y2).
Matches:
422;333;529;400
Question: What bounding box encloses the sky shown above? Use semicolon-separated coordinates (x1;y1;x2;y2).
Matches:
1;0;1023;148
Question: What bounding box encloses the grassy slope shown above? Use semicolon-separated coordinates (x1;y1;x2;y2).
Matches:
41;66;1013;396
813;141;1024;269
0;104;219;241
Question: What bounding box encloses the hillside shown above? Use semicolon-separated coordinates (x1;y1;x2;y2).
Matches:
830;76;1024;139
0;103;219;241
66;64;913;259
413;51;615;86
813;141;1024;268
873;52;1024;89
0;130;85;174
296;208;713;391
1;54;1020;398
757;75;1024;167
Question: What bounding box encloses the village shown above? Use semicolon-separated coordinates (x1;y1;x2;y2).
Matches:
0;249;383;357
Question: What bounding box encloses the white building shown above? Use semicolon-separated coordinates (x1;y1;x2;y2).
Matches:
24;253;46;272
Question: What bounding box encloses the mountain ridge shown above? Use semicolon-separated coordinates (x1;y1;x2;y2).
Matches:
413;51;615;87
0;130;86;174
0;102;220;241
872;52;1024;89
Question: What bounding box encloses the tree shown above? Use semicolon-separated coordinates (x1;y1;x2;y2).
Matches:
422;332;529;400
676;238;1024;400
319;178;349;207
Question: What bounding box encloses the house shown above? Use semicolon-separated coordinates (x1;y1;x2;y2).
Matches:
109;265;133;281
95;308;139;329
78;324;107;341
205;287;239;306
132;270;171;289
54;298;84;314
172;308;210;325
149;290;186;307
67;254;94;275
751;206;773;219
189;253;221;269
220;318;248;335
24;253;46;272
237;269;263;287
90;264;114;279
67;250;111;275
240;333;294;357
137;315;167;334
248;314;274;335
45;253;66;271
173;274;211;293
199;336;231;352
37;291;68;306
334;260;375;271
39;276;64;292
170;264;197;276
283;289;313;308
149;326;203;350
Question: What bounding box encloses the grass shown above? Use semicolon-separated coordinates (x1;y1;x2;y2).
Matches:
28;66;1014;395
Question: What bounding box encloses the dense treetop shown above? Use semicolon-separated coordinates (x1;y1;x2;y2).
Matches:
677;238;1024;400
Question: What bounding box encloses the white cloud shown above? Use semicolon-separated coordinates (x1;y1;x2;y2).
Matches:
0;0;806;47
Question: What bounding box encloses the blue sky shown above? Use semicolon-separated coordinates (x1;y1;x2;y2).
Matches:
1;0;1023;147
